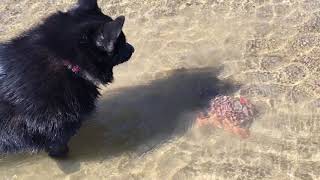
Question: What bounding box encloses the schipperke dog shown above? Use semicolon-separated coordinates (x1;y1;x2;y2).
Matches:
0;0;134;157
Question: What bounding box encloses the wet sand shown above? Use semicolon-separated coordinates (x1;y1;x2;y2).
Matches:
0;0;320;179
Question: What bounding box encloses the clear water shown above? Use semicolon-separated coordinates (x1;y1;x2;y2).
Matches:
0;0;320;179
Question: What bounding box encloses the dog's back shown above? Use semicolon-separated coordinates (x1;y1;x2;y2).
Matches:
0;0;134;157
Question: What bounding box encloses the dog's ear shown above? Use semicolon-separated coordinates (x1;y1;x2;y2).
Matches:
95;16;125;53
77;0;98;10
103;16;125;40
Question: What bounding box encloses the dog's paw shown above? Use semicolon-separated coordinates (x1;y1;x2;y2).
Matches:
46;144;69;159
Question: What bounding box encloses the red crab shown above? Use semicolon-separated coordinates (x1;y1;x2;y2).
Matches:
195;96;255;139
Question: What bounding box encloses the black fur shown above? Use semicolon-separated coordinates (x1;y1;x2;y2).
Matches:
0;0;134;157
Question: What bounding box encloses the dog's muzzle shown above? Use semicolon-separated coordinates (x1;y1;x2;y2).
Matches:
114;43;134;65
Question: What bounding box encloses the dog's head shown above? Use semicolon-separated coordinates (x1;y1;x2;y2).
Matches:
56;0;134;84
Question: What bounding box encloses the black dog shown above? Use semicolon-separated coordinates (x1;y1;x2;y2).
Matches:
0;0;134;157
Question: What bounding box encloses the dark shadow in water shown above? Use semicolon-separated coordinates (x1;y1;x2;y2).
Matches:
68;68;238;159
0;67;239;174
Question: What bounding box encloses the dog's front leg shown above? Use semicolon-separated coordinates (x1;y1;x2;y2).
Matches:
45;142;69;158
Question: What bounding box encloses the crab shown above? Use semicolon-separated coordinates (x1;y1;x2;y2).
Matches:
195;96;255;139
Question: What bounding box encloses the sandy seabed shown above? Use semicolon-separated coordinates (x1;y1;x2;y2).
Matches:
0;0;320;179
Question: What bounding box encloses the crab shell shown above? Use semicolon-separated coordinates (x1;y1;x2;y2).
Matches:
196;96;255;139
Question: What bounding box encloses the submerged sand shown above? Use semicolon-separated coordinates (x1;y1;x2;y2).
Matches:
0;0;320;179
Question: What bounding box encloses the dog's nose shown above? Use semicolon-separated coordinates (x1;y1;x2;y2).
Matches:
117;43;134;63
126;43;134;53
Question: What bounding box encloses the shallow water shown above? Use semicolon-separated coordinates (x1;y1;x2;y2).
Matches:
1;0;320;179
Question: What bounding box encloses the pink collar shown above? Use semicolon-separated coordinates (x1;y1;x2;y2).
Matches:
62;60;81;73
62;60;99;85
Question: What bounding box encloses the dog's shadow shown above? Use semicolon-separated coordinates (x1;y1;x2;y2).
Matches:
16;67;237;173
67;68;237;159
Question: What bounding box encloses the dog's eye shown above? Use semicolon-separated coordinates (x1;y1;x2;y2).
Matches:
95;35;105;47
96;41;103;47
105;42;114;53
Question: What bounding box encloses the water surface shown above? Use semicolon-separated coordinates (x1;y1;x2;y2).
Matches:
0;0;320;179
